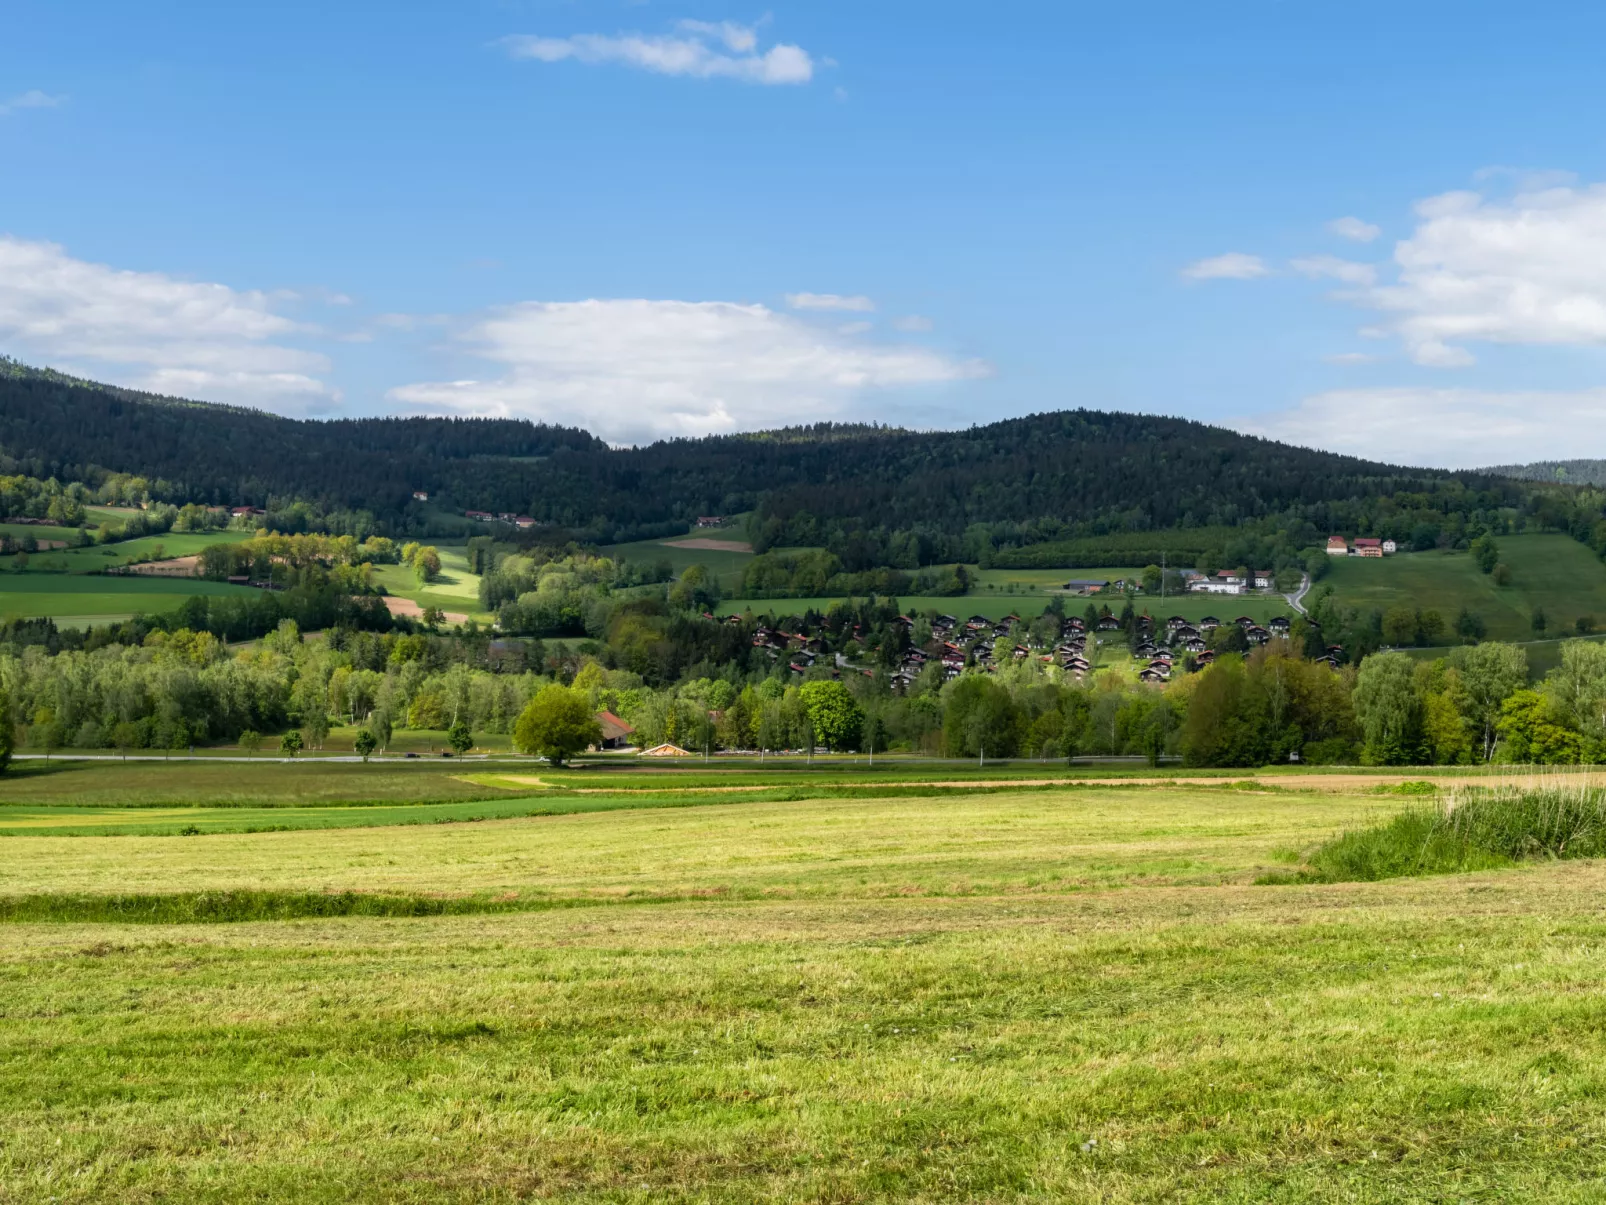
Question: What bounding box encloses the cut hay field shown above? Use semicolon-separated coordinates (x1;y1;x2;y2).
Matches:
1324;533;1606;641
7;767;1606;1200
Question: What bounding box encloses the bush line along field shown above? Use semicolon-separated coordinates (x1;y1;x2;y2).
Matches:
8;771;1606;1199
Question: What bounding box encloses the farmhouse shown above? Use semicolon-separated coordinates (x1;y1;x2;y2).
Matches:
465;510;493;521
1326;536;1348;556
1064;579;1109;595
1188;578;1243;595
695;516;725;528
412;490;429;502
1353;537;1383;558
594;710;635;750
1382;539;1398;553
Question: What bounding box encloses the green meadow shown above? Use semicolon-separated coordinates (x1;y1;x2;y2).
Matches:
1324;533;1606;641
371;544;491;620
0;573;256;625
6;765;1606;1199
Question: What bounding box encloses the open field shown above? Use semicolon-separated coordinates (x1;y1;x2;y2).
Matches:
605;536;759;594
7;768;1606;1198
372;544;493;623
0;573;257;625
1324;533;1606;642
2;529;254;575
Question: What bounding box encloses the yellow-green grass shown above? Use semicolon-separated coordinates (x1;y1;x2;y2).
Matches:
1325;533;1606;642
8;784;1606;1199
0;760;524;809
0;783;1374;898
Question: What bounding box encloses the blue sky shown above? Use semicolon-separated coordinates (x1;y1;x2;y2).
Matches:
4;1;1606;462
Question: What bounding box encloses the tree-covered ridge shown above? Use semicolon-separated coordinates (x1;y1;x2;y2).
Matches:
0;357;604;519
1486;459;1606;487
0;356;1553;551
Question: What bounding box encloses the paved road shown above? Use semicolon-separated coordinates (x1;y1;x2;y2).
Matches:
1284;572;1312;617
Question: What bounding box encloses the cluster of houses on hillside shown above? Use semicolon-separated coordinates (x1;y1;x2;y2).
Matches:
738;607;1311;693
464;510;537;529
1065;570;1283;598
1183;569;1276;596
1327;536;1397;557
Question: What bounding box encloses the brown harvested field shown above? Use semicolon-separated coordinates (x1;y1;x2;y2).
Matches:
662;536;754;553
381;595;468;623
124;555;199;575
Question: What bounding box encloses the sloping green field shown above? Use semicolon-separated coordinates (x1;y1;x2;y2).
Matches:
1324;534;1606;641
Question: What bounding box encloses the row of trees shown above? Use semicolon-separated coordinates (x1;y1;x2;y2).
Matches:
7;595;1601;768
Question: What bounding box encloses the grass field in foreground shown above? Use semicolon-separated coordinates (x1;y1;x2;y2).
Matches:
10;778;1606;1200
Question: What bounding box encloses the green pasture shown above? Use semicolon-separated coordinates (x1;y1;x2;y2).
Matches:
6;773;1606;1199
1324;533;1606;641
0;573;256;624
372;544;492;620
605;534;757;595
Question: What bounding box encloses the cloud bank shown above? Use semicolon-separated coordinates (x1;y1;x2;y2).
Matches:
0;236;335;409
388;299;988;445
503;21;813;85
1240;386;1606;469
1181;253;1268;280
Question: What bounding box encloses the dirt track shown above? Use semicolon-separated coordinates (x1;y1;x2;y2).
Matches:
662;537;754;553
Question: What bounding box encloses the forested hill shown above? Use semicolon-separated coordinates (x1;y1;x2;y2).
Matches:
1486;459;1606;487
524;412;1511;545
0;356;1535;544
0;359;603;517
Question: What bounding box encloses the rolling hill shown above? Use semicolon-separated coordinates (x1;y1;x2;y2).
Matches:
0;356;1534;546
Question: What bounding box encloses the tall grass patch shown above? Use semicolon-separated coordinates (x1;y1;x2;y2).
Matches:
1277;782;1606;883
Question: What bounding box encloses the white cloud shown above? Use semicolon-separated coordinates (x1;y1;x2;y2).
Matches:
1240;386;1606;468
785;292;874;312
0;236;336;410
893;314;933;332
1327;216;1380;243
1352;181;1606;367
502;22;813;85
1180;253;1269;281
1322;352;1376;364
836;321;872;335
388;299;989;445
0;90;63;117
1291;255;1377;286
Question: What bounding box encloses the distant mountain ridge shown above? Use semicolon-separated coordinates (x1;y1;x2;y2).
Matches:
1485;459;1606;487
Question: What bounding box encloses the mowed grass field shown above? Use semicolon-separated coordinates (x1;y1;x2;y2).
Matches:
1325;533;1606;641
7;768;1606;1199
0;573;258;626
